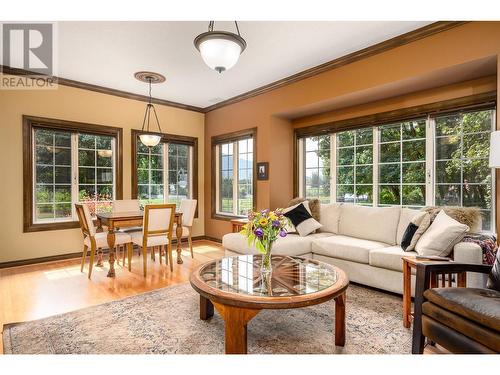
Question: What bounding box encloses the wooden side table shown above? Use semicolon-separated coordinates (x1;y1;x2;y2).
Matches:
230;218;248;233
402;256;467;328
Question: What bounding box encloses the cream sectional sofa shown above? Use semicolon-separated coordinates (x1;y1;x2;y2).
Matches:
222;204;486;295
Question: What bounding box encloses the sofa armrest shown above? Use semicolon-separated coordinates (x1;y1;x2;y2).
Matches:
453;241;483;264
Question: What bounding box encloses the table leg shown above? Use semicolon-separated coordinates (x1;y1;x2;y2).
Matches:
96;250;104;267
334;292;346;347
106;222;116;277
457;271;467;287
176;214;183;264
200;295;214;320
403;260;412;328
213;302;260;354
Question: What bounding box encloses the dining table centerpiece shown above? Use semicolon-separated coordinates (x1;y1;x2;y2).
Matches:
241;209;289;274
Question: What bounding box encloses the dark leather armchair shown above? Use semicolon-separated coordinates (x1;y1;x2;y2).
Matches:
412;262;500;354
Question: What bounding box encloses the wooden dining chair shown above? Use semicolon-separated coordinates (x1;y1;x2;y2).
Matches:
175;199;197;258
76;204;133;278
130;204;176;277
113;199;142;265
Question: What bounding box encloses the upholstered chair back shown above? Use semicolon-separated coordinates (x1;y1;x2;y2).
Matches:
179;199;197;227
143;204;175;236
75;203;96;236
113;199;140;213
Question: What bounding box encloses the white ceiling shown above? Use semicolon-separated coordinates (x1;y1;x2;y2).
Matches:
53;21;432;108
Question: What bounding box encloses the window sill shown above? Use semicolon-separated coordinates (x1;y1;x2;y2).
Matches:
212;213;247;221
24;220;80;233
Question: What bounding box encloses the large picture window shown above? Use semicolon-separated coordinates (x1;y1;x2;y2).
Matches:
132;130;197;210
297;107;495;231
24;116;123;232
212;128;256;219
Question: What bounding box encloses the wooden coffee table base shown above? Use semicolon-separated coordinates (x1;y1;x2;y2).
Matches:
199;294;346;354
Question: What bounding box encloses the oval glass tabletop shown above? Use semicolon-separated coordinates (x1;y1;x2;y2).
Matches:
198;255;338;297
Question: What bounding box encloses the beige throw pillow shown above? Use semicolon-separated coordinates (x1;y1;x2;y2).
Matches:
415;210;469;257
405;212;431;252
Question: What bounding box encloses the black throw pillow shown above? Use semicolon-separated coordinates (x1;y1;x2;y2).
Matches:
284;203;312;228
487;249;500;292
401;223;419;251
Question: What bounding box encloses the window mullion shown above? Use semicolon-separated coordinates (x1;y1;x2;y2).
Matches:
233;142;239;216
426;116;435;206
331;134;336;203
71;133;79;220
373;127;379;207
164;143;168;203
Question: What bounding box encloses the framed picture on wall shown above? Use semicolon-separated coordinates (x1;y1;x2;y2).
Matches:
257;162;269;180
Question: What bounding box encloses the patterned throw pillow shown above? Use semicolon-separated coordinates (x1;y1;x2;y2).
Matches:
401;211;431;251
283;202;322;237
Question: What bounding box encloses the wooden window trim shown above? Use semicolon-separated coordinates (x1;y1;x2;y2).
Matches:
23;115;123;233
130;129;199;218
211;128;257;221
293;92;497;197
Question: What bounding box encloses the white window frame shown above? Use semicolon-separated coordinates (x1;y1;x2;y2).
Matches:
298;108;496;233
32;130;117;224
215;138;254;217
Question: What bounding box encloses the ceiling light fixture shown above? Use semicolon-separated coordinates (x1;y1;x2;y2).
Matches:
134;71;166;148
194;21;246;73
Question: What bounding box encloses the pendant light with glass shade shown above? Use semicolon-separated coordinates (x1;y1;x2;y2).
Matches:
134;71;166;147
194;21;246;73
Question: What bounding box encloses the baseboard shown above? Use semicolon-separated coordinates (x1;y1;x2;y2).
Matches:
0;235;219;269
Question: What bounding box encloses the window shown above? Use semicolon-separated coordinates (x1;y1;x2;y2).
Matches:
336;128;373;205
378;119;426;207
132;130;197;210
434;110;494;230
297;107;495;231
212;129;256;218
24;116;122;232
304;135;331;203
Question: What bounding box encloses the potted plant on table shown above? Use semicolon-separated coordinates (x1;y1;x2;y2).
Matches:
241;209;290;274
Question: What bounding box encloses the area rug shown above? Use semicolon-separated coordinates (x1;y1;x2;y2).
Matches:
2;283;412;354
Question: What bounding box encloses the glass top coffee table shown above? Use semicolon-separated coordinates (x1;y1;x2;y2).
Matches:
190;254;349;354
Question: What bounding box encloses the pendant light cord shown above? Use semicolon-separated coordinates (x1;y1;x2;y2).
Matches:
207;20;242;36
140;76;162;133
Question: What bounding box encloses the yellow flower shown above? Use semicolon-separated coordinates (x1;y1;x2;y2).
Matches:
259;218;268;226
269;213;277;221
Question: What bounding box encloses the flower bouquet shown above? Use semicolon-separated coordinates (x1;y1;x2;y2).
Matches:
241;209;290;274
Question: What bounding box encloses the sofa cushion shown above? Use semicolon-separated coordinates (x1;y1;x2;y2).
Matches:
424;288;500;332
369;246;418;272
319;203;342;234
338;205;400;245
222;232;333;257
396;207;420;245
311;235;387;264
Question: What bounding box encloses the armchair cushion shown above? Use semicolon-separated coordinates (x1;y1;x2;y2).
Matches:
423;288;500;332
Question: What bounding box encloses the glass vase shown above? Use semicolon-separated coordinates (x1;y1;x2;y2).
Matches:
261;241;273;275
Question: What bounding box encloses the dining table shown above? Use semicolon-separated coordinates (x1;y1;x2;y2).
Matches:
95;210;184;277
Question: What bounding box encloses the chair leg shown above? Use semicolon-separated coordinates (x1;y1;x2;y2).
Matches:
151;246;155;261
159;245;163;264
143;246;148;277
122;245;126;267
164;245;168;265
88;245;96;279
127;243;133;272
168;242;173;272
80;245;88;272
188;233;193;258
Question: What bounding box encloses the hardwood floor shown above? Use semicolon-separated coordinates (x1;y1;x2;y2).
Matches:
0;240;443;354
0;240;224;354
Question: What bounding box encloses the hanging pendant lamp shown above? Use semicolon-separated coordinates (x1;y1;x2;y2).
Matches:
194;21;246;73
134;71;166;147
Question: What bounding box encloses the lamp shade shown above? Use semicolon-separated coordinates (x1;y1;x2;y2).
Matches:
489;130;500;168
194;30;246;73
139;133;161;148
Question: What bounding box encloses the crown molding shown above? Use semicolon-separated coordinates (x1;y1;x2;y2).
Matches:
204;21;469;113
0;65;204;113
1;22;468;114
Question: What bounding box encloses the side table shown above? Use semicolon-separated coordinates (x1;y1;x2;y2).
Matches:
401;256;467;328
230;218;248;233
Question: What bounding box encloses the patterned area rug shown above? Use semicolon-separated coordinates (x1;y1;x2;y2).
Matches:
2;283;411;354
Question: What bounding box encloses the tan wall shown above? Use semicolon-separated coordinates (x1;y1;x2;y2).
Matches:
205;21;500;240
0;80;205;263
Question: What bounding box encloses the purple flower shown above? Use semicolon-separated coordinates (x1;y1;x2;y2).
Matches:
261;209;269;216
279;230;287;237
272;220;280;227
254;228;264;237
